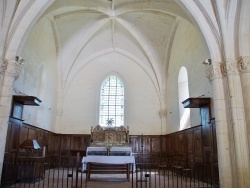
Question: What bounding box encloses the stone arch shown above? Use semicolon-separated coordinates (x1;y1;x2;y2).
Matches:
177;0;222;63
5;0;55;60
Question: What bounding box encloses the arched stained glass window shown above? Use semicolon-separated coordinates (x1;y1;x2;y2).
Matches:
99;75;124;127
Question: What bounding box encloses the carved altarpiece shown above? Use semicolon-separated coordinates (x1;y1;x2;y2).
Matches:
90;125;129;147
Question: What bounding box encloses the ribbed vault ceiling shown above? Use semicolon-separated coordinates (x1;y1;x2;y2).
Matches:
43;0;191;92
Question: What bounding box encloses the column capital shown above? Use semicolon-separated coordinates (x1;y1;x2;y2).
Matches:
206;64;223;82
0;58;24;78
238;56;250;73
220;60;239;76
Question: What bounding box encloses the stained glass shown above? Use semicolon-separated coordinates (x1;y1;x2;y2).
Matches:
99;75;124;127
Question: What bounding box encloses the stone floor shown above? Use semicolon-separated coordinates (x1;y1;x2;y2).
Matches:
10;168;212;188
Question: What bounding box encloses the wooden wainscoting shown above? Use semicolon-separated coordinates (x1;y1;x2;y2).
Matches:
2;117;218;186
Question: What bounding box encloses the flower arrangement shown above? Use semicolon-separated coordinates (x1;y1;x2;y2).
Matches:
105;142;113;150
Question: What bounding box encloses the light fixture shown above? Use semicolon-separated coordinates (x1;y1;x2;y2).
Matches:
20;139;41;157
202;59;211;65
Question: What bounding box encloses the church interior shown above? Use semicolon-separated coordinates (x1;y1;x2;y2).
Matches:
0;0;250;187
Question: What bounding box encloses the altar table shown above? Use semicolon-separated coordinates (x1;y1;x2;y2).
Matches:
86;146;132;156
82;156;135;180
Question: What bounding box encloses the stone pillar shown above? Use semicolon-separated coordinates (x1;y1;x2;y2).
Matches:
238;56;250;152
0;58;23;182
206;64;234;188
221;60;250;188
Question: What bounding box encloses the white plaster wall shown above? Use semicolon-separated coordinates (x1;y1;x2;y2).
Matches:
165;19;212;133
14;17;57;132
57;52;161;135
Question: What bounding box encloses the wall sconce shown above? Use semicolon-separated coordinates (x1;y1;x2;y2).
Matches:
20;139;41;157
202;59;212;65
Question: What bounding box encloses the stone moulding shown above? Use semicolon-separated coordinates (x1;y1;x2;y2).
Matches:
206;64;223;82
206;57;250;82
238;56;250;73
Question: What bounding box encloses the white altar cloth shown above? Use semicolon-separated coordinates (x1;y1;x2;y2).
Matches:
82;156;135;171
86;147;132;156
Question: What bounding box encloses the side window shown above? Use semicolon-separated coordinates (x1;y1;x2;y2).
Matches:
99;75;124;127
178;67;190;130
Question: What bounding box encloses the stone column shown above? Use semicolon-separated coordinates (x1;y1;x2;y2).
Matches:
238;56;250;152
221;60;250;187
206;64;234;188
0;58;23;182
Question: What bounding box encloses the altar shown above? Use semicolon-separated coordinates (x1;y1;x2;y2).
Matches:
86;146;132;156
84;146;134;179
83;125;134;180
82;155;136;179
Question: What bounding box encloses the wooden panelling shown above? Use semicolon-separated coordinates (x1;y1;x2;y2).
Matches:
160;135;167;156
4;120;218;165
19;126;28;145
3;117;22;185
27;128;36;140
3;116;218;185
4;117;23;162
151;136;160;153
193;129;202;162
142;136;150;153
164;125;204;162
71;135;90;151
166;134;173;155
36;129;44;147
129;136;140;153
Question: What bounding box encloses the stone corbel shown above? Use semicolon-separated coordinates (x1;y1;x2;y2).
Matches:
159;109;167;118
0;57;24;79
238;56;250;73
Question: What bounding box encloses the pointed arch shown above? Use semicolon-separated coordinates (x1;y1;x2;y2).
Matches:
178;67;190;130
99;74;124;127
